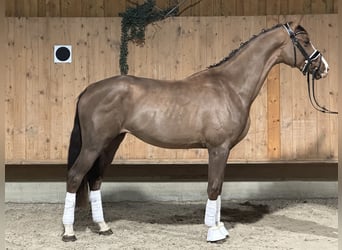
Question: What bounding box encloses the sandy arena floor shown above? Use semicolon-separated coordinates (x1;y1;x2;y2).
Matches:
5;199;337;250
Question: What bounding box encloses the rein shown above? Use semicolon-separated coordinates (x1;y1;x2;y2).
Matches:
283;23;338;115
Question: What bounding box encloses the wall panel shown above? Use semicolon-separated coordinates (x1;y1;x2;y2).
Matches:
5;15;338;164
5;0;338;17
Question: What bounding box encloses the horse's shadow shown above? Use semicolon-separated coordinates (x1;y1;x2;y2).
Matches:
73;191;337;239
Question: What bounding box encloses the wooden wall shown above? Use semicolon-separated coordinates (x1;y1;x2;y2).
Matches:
5;0;338;17
5;15;338;164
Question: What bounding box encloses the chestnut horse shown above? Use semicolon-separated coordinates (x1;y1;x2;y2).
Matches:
62;20;329;242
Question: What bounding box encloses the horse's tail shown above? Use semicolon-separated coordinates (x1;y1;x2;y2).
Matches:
67;90;89;208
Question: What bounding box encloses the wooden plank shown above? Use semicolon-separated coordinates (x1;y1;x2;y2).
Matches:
5;162;338;182
104;0;126;17
311;0;332;13
326;15;338;159
5;0;15;16
155;0;169;9
25;18;40;160
279;0;289;15
279;66;293;160
257;0;267;15
333;0;338;13
240;0;265;16
211;0;221;16
46;0;61;17
37;0;46;17
82;0;104;17
73;18;89;94
9;18;26;161
48;18;65;160
0;5;6;248
61;18;78;160
5;18;15;161
0;0;5;163
199;0;212;16
86;18;107;83
267;63;281;159
60;0;82;17
289;0;311;14
266;0;280;15
315;15;338;159
103;18;119;77
25;0;39;17
266;16;281;160
235;0;244;16
13;0;26;17
109;18;121;75
220;0;236;16
37;18;52;160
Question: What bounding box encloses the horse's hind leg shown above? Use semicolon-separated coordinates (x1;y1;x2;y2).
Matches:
62;147;100;241
87;134;125;235
205;145;230;242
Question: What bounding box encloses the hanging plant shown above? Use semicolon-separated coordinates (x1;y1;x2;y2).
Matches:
119;0;179;75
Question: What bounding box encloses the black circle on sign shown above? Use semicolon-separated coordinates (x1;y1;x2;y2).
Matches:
56;47;71;61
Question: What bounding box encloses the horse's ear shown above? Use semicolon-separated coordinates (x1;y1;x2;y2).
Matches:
291;15;304;29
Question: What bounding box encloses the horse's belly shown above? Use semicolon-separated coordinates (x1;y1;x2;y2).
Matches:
124;114;206;149
126;123;205;149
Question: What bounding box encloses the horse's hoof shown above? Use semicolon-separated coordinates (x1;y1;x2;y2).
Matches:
99;229;113;236
207;225;227;242
208;237;228;244
62;235;77;242
218;222;229;237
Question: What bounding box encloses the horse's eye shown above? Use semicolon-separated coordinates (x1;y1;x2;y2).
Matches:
304;40;310;46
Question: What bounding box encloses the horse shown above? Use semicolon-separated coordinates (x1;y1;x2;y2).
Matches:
62;19;329;242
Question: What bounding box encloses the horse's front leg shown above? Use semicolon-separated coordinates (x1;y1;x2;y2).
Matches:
88;170;112;236
89;190;112;235
205;145;230;242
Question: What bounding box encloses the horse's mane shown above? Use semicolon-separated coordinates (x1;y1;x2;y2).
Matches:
208;23;284;68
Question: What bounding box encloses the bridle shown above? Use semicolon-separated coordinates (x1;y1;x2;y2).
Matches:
283;23;338;114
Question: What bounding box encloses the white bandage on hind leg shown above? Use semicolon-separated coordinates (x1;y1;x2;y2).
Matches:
204;199;217;227
62;192;76;225
89;190;105;223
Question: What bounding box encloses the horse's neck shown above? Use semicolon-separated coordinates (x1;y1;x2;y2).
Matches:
217;28;285;107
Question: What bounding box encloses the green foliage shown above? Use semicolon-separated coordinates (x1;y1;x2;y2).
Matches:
119;0;178;75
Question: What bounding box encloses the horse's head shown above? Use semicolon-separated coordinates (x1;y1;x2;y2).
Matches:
282;21;329;80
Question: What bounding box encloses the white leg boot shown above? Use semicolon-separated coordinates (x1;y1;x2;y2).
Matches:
62;192;77;241
89;190;113;235
204;198;227;242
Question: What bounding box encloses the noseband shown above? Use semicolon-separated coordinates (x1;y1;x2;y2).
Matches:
283;23;337;114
